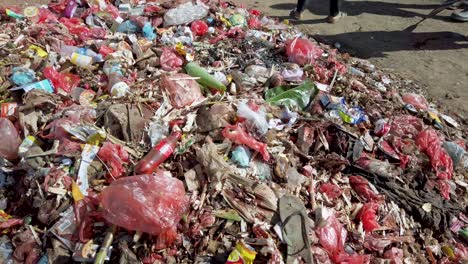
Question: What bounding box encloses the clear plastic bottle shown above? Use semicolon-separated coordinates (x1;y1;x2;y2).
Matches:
134;132;181;175
59;45;103;62
103;60;129;97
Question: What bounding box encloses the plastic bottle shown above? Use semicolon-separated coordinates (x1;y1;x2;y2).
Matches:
63;0;78;18
134;132;182;175
60;45;103;62
103;60;130;98
0;118;22;160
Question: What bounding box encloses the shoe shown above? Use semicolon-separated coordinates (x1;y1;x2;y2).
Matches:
443;0;464;10
451;9;468;21
290;9;303;20
326;11;347;23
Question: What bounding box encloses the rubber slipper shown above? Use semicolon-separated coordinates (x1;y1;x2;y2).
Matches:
278;194;313;264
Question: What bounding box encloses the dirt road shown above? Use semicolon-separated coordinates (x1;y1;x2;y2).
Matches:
235;0;468;115
4;0;468;114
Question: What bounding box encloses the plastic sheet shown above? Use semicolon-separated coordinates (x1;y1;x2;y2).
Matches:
101;172;189;247
97;142;129;181
285;38;323;66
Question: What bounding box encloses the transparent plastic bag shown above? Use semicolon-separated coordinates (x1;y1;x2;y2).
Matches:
285;38;323;66
237;101;268;136
164;2;208;27
0;118;21;160
101;172;189;247
161;73;204;108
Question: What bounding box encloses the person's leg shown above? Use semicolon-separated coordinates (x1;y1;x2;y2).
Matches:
290;0;307;19
327;0;346;23
297;0;307;12
330;0;340;16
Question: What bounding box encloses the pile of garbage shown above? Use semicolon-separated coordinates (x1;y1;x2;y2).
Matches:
0;0;467;263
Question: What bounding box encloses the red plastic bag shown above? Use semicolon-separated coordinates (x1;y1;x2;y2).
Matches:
191;20;208;36
416;129;453;181
316;210;347;260
43;66;81;93
387;115;424;138
0;118;21;160
349;176;384;203
161;73;204;108
101;172;189;247
160;48;184;72
357;203;380;232
248;17;261;29
319;183;342;200
402;93;428;111
97;142;129;181
222;124;270;161
316;208;371;264
285;38;323;66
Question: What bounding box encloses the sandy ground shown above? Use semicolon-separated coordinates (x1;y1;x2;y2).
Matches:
3;0;468;115
235;0;468;115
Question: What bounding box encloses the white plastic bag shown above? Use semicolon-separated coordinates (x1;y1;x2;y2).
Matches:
164;2;209;27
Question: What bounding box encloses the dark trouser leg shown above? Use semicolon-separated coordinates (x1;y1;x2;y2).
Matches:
330;0;340;16
297;0;306;12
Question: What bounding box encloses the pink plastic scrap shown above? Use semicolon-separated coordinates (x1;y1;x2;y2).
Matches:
222;124;270;161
